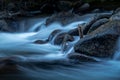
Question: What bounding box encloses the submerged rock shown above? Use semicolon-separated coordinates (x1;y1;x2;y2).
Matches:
0;57;21;74
68;53;97;62
34;40;48;44
74;20;120;58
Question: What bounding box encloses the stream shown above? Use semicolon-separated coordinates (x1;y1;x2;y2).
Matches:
0;15;120;80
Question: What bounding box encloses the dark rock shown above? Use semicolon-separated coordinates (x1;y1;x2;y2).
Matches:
68;13;112;36
54;33;74;45
88;0;120;10
0;20;11;32
57;1;72;12
73;3;90;14
6;3;18;12
0;57;21;74
91;9;100;13
88;18;109;33
46;12;80;26
83;12;113;35
68;28;79;36
73;0;83;9
48;29;61;41
68;53;97;62
40;3;54;14
34;40;48;44
110;11;120;21
114;7;120;14
5;19;19;32
74;20;120;58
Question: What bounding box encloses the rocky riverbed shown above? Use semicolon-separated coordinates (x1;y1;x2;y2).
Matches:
0;0;120;80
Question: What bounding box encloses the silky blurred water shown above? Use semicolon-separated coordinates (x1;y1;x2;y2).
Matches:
0;16;120;80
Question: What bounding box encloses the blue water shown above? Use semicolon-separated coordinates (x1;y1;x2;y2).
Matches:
0;15;120;80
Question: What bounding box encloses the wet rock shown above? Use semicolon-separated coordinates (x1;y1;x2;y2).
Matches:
34;40;48;44
68;13;112;36
66;12;112;36
91;9;101;13
5;19;19;32
114;7;120;14
54;33;74;45
6;3;18;12
83;12;113;35
74;20;120;58
88;0;120;10
0;57;21;74
88;18;109;33
40;3;55;14
48;29;61;41
73;0;83;8
110;11;120;21
73;3;90;14
68;28;79;36
46;12;80;26
0;20;11;32
57;1;72;12
68;53;97;62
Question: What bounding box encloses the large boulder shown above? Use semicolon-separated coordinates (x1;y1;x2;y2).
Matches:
74;20;120;58
88;18;109;33
68;12;112;36
53;32;74;45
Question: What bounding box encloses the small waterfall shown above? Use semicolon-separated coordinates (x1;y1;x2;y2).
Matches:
28;18;47;32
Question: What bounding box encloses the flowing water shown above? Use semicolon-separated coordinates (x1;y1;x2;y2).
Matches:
0;16;120;80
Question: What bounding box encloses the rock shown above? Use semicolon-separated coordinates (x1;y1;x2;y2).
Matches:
91;9;101;13
46;12;80;26
68;53;97;62
5;19;19;32
48;29;61;42
88;18;109;33
0;20;11;32
67;12;112;36
114;7;120;14
6;3;18;12
83;12;113;35
34;40;48;44
73;0;83;8
68;13;112;36
57;1;72;12
0;57;21;74
110;11;120;21
73;3;90;14
74;20;120;58
68;28;79;36
40;3;54;14
54;33;74;45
